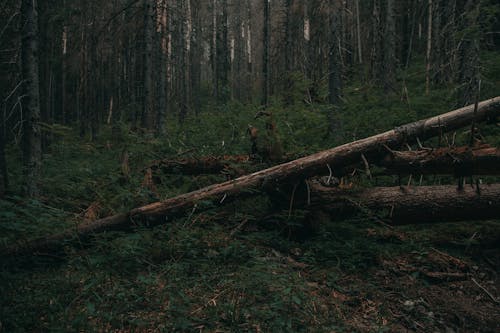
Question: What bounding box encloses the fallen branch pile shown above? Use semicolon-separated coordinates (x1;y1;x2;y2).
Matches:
3;97;500;256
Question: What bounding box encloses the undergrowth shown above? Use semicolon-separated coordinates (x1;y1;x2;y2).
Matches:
1;54;500;332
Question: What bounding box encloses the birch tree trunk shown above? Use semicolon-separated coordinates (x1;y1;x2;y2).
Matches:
425;0;432;95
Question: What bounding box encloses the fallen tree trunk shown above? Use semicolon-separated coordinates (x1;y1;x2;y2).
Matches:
151;145;500;179
310;183;500;224
146;155;253;175
378;145;500;176
3;97;500;256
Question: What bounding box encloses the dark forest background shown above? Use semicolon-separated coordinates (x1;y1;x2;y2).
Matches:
1;1;500;331
2;0;500;196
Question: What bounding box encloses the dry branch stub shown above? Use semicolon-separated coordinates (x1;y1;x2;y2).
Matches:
3;97;500;256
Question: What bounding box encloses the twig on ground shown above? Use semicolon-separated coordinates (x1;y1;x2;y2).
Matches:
471;278;499;304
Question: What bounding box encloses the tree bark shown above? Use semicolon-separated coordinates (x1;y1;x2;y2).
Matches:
78;3;88;137
310;183;500;225
89;35;99;141
0;103;7;198
61;26;68;125
261;0;270;107
179;0;192;122
21;0;42;197
383;0;396;92
211;0;218;100
327;0;342;135
190;0;202;114
283;0;293;105
355;0;362;64
425;0;432;95
245;0;253;102
157;0;168;135
142;0;155;130
370;0;382;82
3;98;500;256
328;0;341;107
456;0;480;107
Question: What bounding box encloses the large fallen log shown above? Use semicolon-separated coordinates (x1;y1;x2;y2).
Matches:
378;145;500;176
145;145;500;179
146;155;253;175
310;183;500;224
3;97;500;256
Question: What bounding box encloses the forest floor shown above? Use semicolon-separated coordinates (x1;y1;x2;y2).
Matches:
1;206;499;332
1;55;500;332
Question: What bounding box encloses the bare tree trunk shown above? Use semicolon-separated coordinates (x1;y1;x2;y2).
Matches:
442;0;456;84
61;26;68;125
179;0;192;122
284;0;292;75
157;0;168;134
190;0;201;113
89;35;98;141
261;0;270;107
355;0;362;64
370;0;382;81
78;10;88;137
425;0;432;95
431;0;442;84
383;0;396;92
21;0;42;197
283;0;293;105
245;0;253;102
456;0;480;107
0;103;7;198
142;0;155;130
219;0;228;100
211;0;218;100
328;0;342;134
